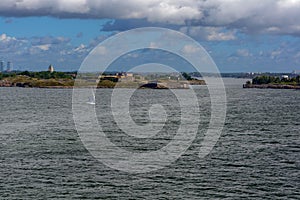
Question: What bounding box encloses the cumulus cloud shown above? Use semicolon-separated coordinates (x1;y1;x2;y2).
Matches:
0;33;27;53
69;44;91;55
0;0;202;24
199;0;300;35
180;26;236;41
30;36;70;46
1;0;300;36
35;44;51;51
0;33;16;42
0;33;83;70
25;36;71;54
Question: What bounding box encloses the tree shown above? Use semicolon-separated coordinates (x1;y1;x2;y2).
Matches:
181;72;192;80
19;71;30;76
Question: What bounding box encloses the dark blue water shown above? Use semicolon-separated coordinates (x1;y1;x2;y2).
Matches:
0;79;299;199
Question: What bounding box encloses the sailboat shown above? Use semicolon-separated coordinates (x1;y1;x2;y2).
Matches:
87;88;96;105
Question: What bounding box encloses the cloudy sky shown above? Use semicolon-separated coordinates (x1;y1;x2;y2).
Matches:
1;0;300;72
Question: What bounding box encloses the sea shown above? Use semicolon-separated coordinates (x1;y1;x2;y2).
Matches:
0;78;299;199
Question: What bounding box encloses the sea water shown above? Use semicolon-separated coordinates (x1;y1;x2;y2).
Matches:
0;78;299;199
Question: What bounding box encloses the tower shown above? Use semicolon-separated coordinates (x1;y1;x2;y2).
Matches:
48;64;54;73
7;61;12;72
0;60;4;72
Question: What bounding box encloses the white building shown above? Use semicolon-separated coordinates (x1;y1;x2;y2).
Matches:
281;75;289;79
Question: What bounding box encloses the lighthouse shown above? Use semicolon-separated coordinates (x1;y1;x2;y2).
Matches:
48;64;54;73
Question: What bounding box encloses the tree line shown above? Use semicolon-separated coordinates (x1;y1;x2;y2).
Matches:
0;71;76;80
252;75;300;85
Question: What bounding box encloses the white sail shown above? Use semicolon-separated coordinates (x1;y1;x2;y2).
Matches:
87;88;96;105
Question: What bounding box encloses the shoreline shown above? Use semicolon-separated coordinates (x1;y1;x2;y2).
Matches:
243;84;300;90
0;82;206;89
0;76;206;89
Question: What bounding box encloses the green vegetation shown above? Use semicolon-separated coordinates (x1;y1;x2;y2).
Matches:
0;72;14;80
181;72;192;80
0;71;206;88
0;71;76;80
97;80;116;88
4;76;74;87
252;75;300;85
100;77;119;82
0;71;76;88
18;71;75;79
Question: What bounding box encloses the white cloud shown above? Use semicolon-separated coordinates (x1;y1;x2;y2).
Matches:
146;1;202;24
199;0;300;35
0;0;299;35
73;44;87;53
0;33;84;70
182;45;200;54
0;0;202;25
180;26;236;41
0;33;16;42
30;36;70;46
207;30;236;41
0;33;27;53
35;44;51;51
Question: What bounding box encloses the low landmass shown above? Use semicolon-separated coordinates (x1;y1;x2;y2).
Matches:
76;72;206;89
243;75;300;89
0;71;206;89
0;71;76;88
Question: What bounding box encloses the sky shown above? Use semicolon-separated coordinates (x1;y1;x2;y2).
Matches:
1;0;300;72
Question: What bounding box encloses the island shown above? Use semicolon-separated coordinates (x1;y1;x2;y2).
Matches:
243;75;300;89
0;71;76;88
0;71;206;89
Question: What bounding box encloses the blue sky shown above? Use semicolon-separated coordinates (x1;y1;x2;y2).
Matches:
1;0;300;72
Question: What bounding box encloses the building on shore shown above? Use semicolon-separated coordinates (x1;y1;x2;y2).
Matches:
0;60;4;72
48;64;54;73
6;61;12;72
281;75;289;79
99;72;135;82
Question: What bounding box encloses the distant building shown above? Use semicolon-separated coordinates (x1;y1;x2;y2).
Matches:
100;72;135;82
118;72;134;82
0;60;4;72
291;70;299;75
290;70;299;78
6;61;12;72
126;73;133;77
48;64;54;73
281;75;289;79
